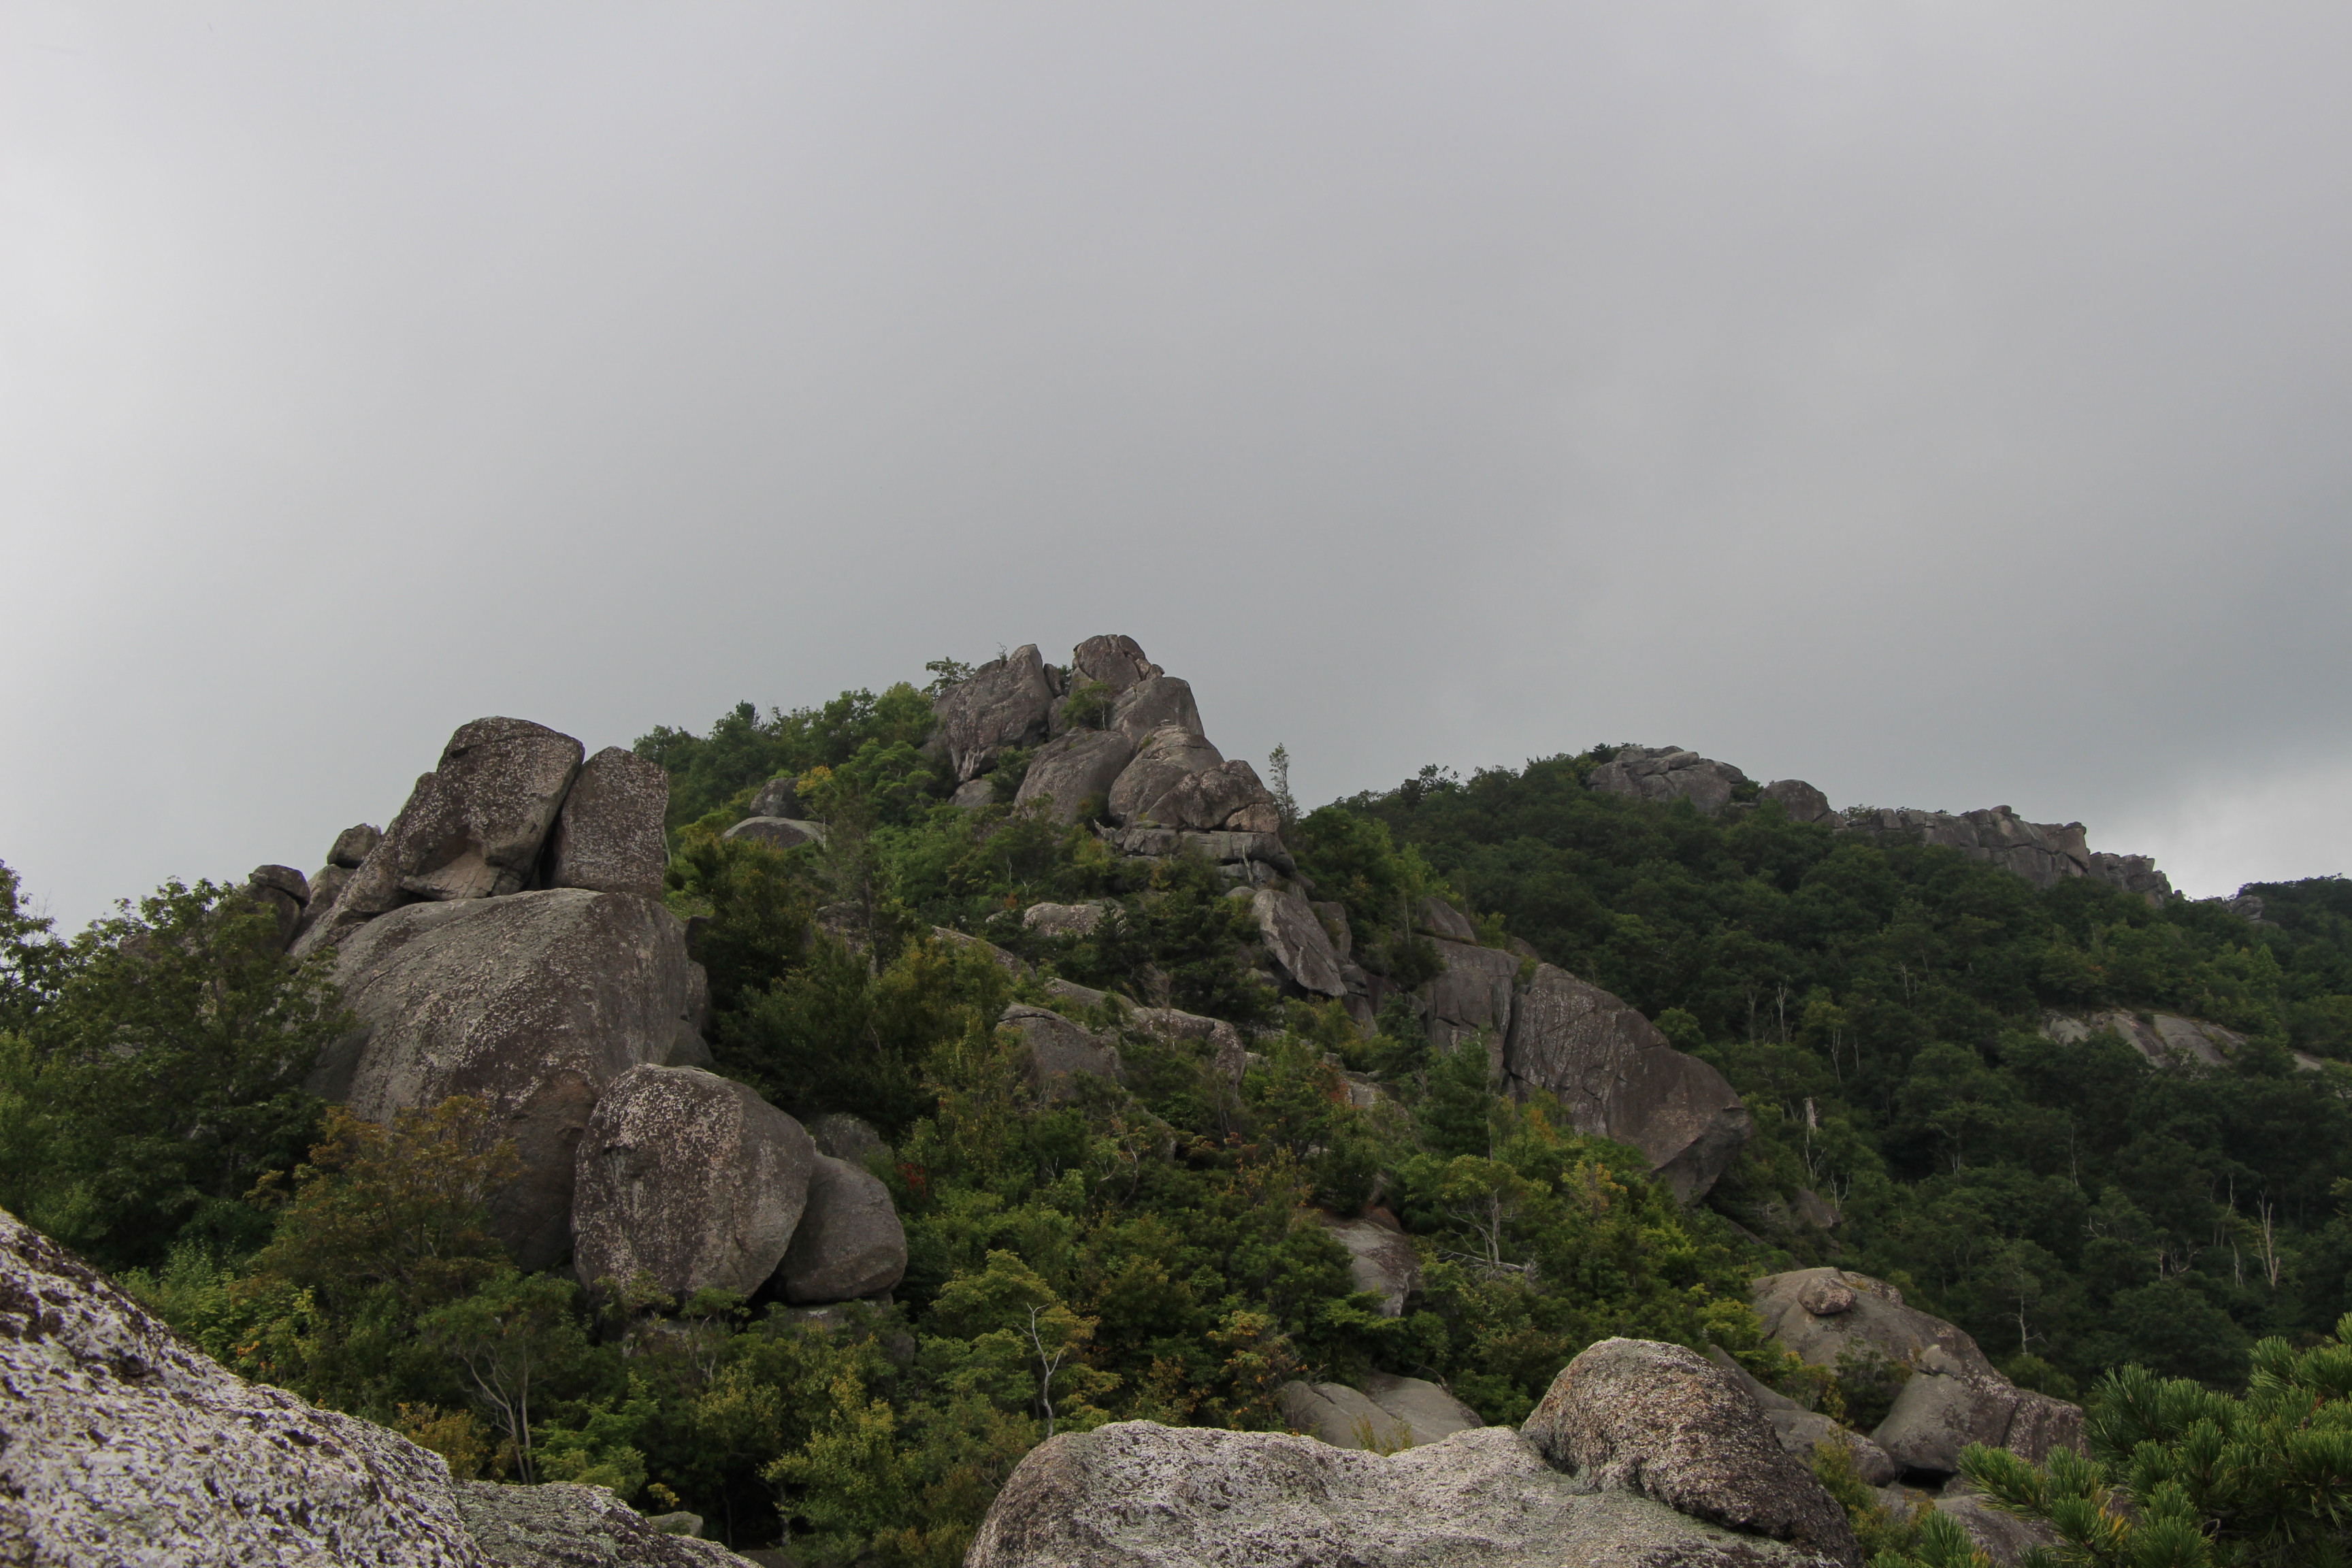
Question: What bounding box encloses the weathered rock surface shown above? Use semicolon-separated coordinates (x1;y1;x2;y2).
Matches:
1254;887;1347;997
330;821;384;868
1023;900;1108;939
934;926;1030;976
1013;730;1137;823
748;774;801;819
454;1480;753;1566
1752;1269;1997;1382
296;719;587;956
247;863;310;947
572;1064;815;1300
1278;1374;1481;1450
1107;674;1203;745
1842;805;2091;892
721;817;828;852
934;644;1060;781
1503;963;1751;1200
310;889;699;1267
774;1153;908;1303
1424;938;1520;1055
1107;725;1281;834
1415;896;1479;944
1933;1486;2059;1567
1104;825;1292;873
1066;633;1162;698
2088;851;2172;904
1590;747;1750;817
1320;1212;1420;1316
950;778;997;810
967;1420;1850;1568
809;1111;891;1166
1761;780;1844;826
2041;1008;2265;1069
1002;1004;1123;1098
547;746;671;898
1521;1338;1861;1567
1765;1408;1902;1486
0;1206;487;1565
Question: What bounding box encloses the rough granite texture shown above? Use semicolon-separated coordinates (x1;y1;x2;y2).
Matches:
1106;725;1281;835
1001;1005;1124;1100
1013;731;1137;824
1253;886;1348;998
719;817;827;853
1589;747;1751;817
966;1420;1850;1568
308;889;698;1268
572;1065;816;1300
1022;901;1109;939
1064;634;1162;699
1503;963;1752;1201
547;747;672;899
0;1207;488;1567
1318;1213;1420;1317
1424;939;1520;1056
453;1481;753;1566
1279;1374;1482;1450
1105;675;1203;746
932;644;1060;781
1520;1339;1861;1568
774;1154;908;1304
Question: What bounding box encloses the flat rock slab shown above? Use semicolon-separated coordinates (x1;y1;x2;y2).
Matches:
967;1421;1850;1568
0;1207;487;1566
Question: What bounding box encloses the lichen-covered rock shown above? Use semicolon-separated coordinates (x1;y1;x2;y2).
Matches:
1106;674;1203;745
774;1154;907;1303
1066;634;1162;697
329;821;384;868
1254;887;1346;997
966;1420;1849;1568
1751;1269;1997;1382
296;717;586;956
1590;747;1750;817
1107;725;1281;834
1934;1486;2060;1566
0;1207;487;1565
246;863;311;948
308;889;699;1268
1277;1374;1480;1450
933;644;1060;781
1761;779;1843;826
1023;900;1109;938
1319;1212;1420;1316
1521;1338;1860;1567
721;817;827;852
1013;730;1136;823
1002;1004;1123;1099
1765;1409;1903;1486
453;1480;754;1565
547;746;671;898
572;1064;815;1300
1503;963;1750;1200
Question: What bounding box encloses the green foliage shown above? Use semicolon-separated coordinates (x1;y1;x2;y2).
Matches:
634;683;941;830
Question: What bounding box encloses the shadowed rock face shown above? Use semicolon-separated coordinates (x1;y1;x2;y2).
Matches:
1106;674;1202;745
934;644;1060;781
547;746;670;898
1318;1213;1419;1316
571;1064;815;1300
1014;730;1137;823
774;1154;909;1304
1426;938;1518;1055
1254;887;1346;997
1107;725;1281;834
1002;1004;1124;1100
1504;963;1751;1201
1590;747;1751;816
1521;1338;1861;1568
0;1207;487;1565
309;889;698;1268
1761;779;1842;826
966;1420;1850;1568
1277;1374;1481;1450
1066;634;1162;697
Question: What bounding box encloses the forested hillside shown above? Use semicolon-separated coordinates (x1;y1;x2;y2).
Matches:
2;644;2348;1562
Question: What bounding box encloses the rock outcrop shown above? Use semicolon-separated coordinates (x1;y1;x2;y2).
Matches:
721;817;827;852
1752;1269;2084;1475
454;1481;752;1566
773;1154;909;1303
1590;747;1750;817
1254;886;1347;998
1425;938;1518;1055
1319;1212;1420;1316
933;644;1060;781
1278;1373;1482;1450
2037;1007;2320;1071
1002;1004;1124;1099
1504;964;1751;1201
1760;779;1842;826
308;888;702;1267
1107;674;1202;744
1107;725;1281;834
967;1420;1850;1568
1013;730;1136;823
1521;1339;1861;1567
1023;901;1109;939
571;1064;817;1300
546;746;671;898
1066;633;1162;698
246;862;310;947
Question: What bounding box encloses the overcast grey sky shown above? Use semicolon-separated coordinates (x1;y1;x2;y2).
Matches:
5;2;2348;925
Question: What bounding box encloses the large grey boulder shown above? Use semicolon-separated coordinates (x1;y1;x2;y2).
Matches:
1105;825;1292;874
748;774;800;819
1761;780;1844;826
774;1154;908;1303
329;822;384;868
1521;1338;1860;1567
1700;1343;1899;1482
1751;1269;1998;1382
1841;805;2096;892
547;746;671;898
1590;747;1750;817
933;644;1060;781
1107;674;1203;745
1107;725;1281;834
1277;1374;1482;1451
1002;1004;1124;1099
721;817;827;852
1503;964;1750;1200
1254;887;1347;997
454;1480;754;1566
246;863;310;948
1425;938;1519;1055
1415;896;1478;944
1013;730;1137;823
1320;1213;1420;1315
1066;633;1162;697
0;1206;487;1565
572;1064;815;1300
309;889;700;1268
2088;852;2172;904
1934;1485;2060;1567
1023;900;1109;939
295;718;587;956
809;1111;891;1166
966;1420;1848;1568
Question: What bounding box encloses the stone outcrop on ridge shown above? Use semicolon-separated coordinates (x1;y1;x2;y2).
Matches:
1277;1373;1482;1451
1253;885;1347;998
1590;747;1752;817
1105;724;1281;834
546;745;672;898
1013;730;1136;823
571;1064;817;1300
932;643;1062;781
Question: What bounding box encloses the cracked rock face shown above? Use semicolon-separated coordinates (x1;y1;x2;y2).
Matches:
1013;730;1137;823
546;746;671;899
1590;747;1751;817
1521;1338;1861;1568
0;1207;488;1566
967;1420;1850;1568
933;644;1060;781
1106;725;1281;834
774;1153;909;1304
